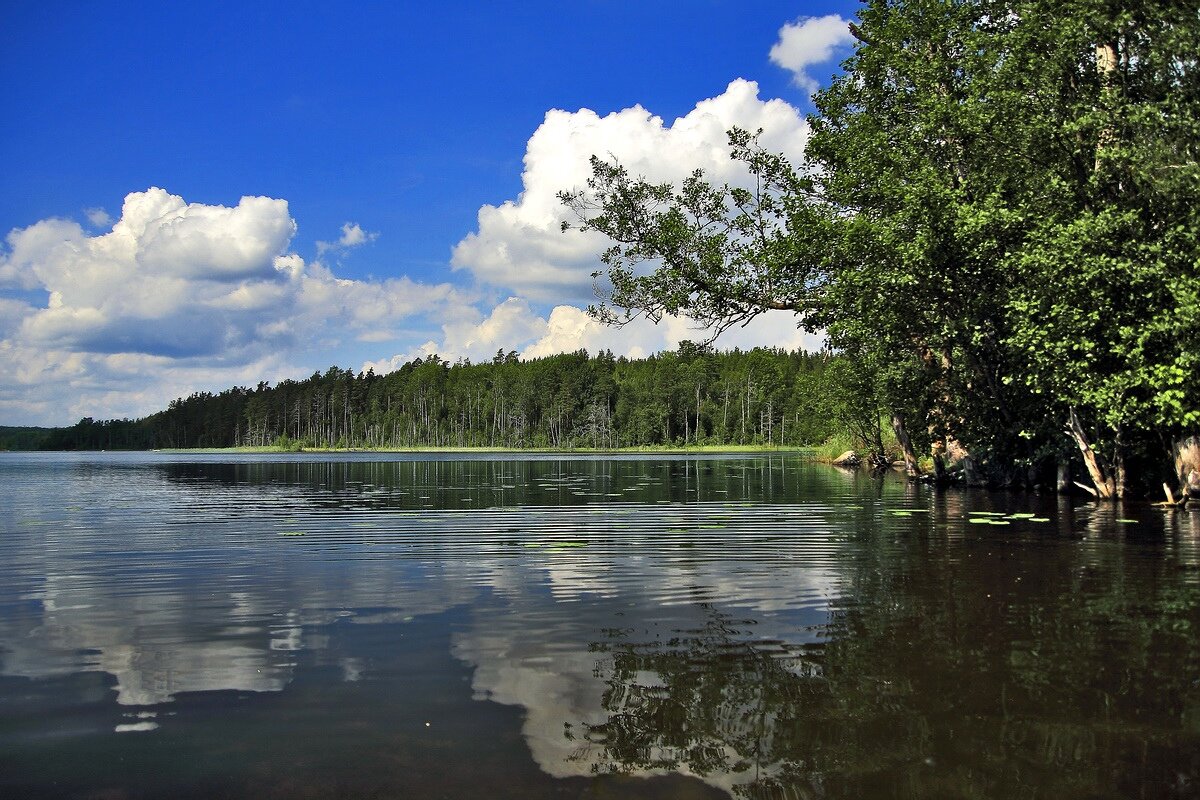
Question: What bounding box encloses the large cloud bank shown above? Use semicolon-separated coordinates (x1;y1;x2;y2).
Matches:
1;22;855;425
450;79;809;302
0;189;464;424
372;79;820;370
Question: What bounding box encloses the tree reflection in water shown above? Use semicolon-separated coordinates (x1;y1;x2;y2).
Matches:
576;604;828;798
574;543;1200;799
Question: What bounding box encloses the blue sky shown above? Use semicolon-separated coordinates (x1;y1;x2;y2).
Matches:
0;1;859;425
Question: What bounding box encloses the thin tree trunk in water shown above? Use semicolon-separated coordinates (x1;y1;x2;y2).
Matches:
872;422;886;467
1056;459;1072;494
891;412;922;477
1067;407;1114;499
933;453;947;484
1113;426;1127;498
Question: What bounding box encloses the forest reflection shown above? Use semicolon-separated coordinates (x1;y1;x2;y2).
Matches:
572;522;1200;799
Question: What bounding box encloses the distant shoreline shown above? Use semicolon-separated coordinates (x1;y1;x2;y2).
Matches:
148;444;819;456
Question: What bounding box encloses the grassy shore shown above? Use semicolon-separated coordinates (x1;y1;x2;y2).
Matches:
157;444;819;456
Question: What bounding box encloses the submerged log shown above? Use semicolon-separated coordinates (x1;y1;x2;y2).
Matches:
1159;482;1186;507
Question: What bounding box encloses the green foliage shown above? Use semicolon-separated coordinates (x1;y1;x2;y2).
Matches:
560;0;1200;494
31;347;849;452
0;426;54;451
272;434;303;452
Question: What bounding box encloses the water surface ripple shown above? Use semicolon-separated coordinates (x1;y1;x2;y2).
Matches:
1;452;1198;799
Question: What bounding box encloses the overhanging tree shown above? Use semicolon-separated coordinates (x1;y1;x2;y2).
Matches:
561;0;1200;495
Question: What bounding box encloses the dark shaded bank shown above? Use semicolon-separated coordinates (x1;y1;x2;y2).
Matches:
0;426;53;451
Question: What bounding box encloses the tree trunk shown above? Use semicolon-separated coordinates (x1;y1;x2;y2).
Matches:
933;453;948;485
962;455;984;488
1056;459;1072;494
1094;41;1118;172
891;411;922;477
1112;449;1127;498
1067;407;1114;499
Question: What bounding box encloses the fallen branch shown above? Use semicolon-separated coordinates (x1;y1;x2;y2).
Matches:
1155;482;1186;507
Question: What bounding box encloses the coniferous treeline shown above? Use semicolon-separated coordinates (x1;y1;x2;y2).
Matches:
28;345;849;451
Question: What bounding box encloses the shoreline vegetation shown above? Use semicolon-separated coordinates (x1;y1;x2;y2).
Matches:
555;2;1199;503
0;344;883;473
152;444;819;455
1;347;876;460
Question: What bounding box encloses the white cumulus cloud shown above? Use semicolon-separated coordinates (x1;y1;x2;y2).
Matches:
520;305;821;361
363;296;549;372
0;189;468;424
769;14;855;93
365;299;823;375
451;79;809;302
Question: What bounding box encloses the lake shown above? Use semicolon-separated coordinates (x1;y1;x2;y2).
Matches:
1;451;1198;799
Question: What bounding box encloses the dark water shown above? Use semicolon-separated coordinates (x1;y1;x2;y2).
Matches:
1;452;1199;799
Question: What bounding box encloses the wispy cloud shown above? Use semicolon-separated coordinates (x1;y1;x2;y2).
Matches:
84;207;113;229
316;221;379;257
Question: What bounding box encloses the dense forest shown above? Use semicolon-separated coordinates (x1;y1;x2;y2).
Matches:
16;346;856;452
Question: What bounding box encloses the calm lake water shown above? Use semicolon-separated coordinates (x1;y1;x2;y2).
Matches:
1;451;1199;799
